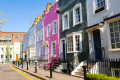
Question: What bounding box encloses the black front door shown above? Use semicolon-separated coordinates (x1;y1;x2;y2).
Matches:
93;30;102;60
61;40;66;61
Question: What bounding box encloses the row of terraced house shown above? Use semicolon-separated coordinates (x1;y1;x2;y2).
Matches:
21;0;120;77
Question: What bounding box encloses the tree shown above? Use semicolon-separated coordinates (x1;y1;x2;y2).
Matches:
6;44;11;62
0;11;8;32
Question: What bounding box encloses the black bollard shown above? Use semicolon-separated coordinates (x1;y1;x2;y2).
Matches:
50;63;52;78
82;66;87;80
27;61;28;70
16;61;17;66
22;60;23;68
35;61;37;73
18;61;19;67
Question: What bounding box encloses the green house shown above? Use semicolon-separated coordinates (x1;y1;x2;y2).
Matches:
59;0;89;68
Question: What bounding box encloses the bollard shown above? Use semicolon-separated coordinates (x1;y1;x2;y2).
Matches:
50;63;52;78
27;61;28;70
82;66;87;80
22;60;23;68
67;62;70;75
18;61;19;67
16;61;17;66
35;61;37;73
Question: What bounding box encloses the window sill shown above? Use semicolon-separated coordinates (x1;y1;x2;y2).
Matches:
73;22;83;27
62;28;69;31
50;54;57;57
67;51;82;53
108;49;120;52
52;33;57;35
94;9;108;16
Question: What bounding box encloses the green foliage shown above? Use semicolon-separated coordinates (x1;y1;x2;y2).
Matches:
104;77;120;80
87;73;120;80
6;45;11;62
87;73;107;80
0;11;8;31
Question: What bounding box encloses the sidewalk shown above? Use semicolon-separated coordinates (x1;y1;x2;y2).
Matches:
11;64;84;80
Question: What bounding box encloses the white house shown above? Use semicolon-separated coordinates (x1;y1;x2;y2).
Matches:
86;0;120;59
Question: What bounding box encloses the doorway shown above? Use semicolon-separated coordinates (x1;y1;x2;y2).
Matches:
45;45;48;61
61;39;66;61
93;29;102;60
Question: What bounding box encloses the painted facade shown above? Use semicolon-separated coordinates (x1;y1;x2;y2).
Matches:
27;24;36;60
44;1;60;66
36;17;45;61
59;0;89;67
0;32;26;63
86;0;120;59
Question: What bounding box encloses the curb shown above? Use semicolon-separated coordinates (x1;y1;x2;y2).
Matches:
11;64;53;80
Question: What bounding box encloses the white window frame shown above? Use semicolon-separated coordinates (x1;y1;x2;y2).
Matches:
62;11;69;31
51;41;56;57
47;24;50;37
93;0;108;14
73;3;82;26
66;32;82;53
109;19;120;49
52;20;57;35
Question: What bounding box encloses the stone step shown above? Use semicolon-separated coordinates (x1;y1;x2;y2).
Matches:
75;71;84;75
73;75;84;78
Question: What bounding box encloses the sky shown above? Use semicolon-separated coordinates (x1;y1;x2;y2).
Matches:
0;0;55;33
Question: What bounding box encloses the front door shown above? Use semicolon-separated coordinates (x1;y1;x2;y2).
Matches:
93;30;102;60
45;45;48;61
61;40;66;61
16;54;18;61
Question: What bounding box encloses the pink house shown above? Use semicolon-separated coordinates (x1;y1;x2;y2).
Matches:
44;1;60;67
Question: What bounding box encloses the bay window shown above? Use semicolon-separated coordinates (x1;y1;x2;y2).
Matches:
109;20;120;49
67;32;82;53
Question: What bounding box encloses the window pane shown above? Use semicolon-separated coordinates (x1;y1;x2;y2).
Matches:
111;39;115;43
114;21;118;26
114;27;119;32
118;20;120;25
75;35;80;51
110;33;114;38
116;43;120;48
112;44;115;49
68;36;73;52
115;32;119;37
110;28;114;32
64;15;68;29
75;7;80;24
52;43;56;55
109;22;113;28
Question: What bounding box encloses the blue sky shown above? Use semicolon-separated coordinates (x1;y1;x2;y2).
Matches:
0;0;55;32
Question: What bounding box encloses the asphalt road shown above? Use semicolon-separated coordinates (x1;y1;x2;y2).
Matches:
0;64;40;80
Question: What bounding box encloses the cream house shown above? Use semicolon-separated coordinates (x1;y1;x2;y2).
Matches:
86;0;120;59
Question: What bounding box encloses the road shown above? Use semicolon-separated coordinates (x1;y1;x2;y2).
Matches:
0;64;40;80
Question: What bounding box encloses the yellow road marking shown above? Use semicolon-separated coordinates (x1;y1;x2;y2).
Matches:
9;64;33;80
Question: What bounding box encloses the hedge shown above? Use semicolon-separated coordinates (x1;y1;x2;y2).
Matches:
87;73;120;80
